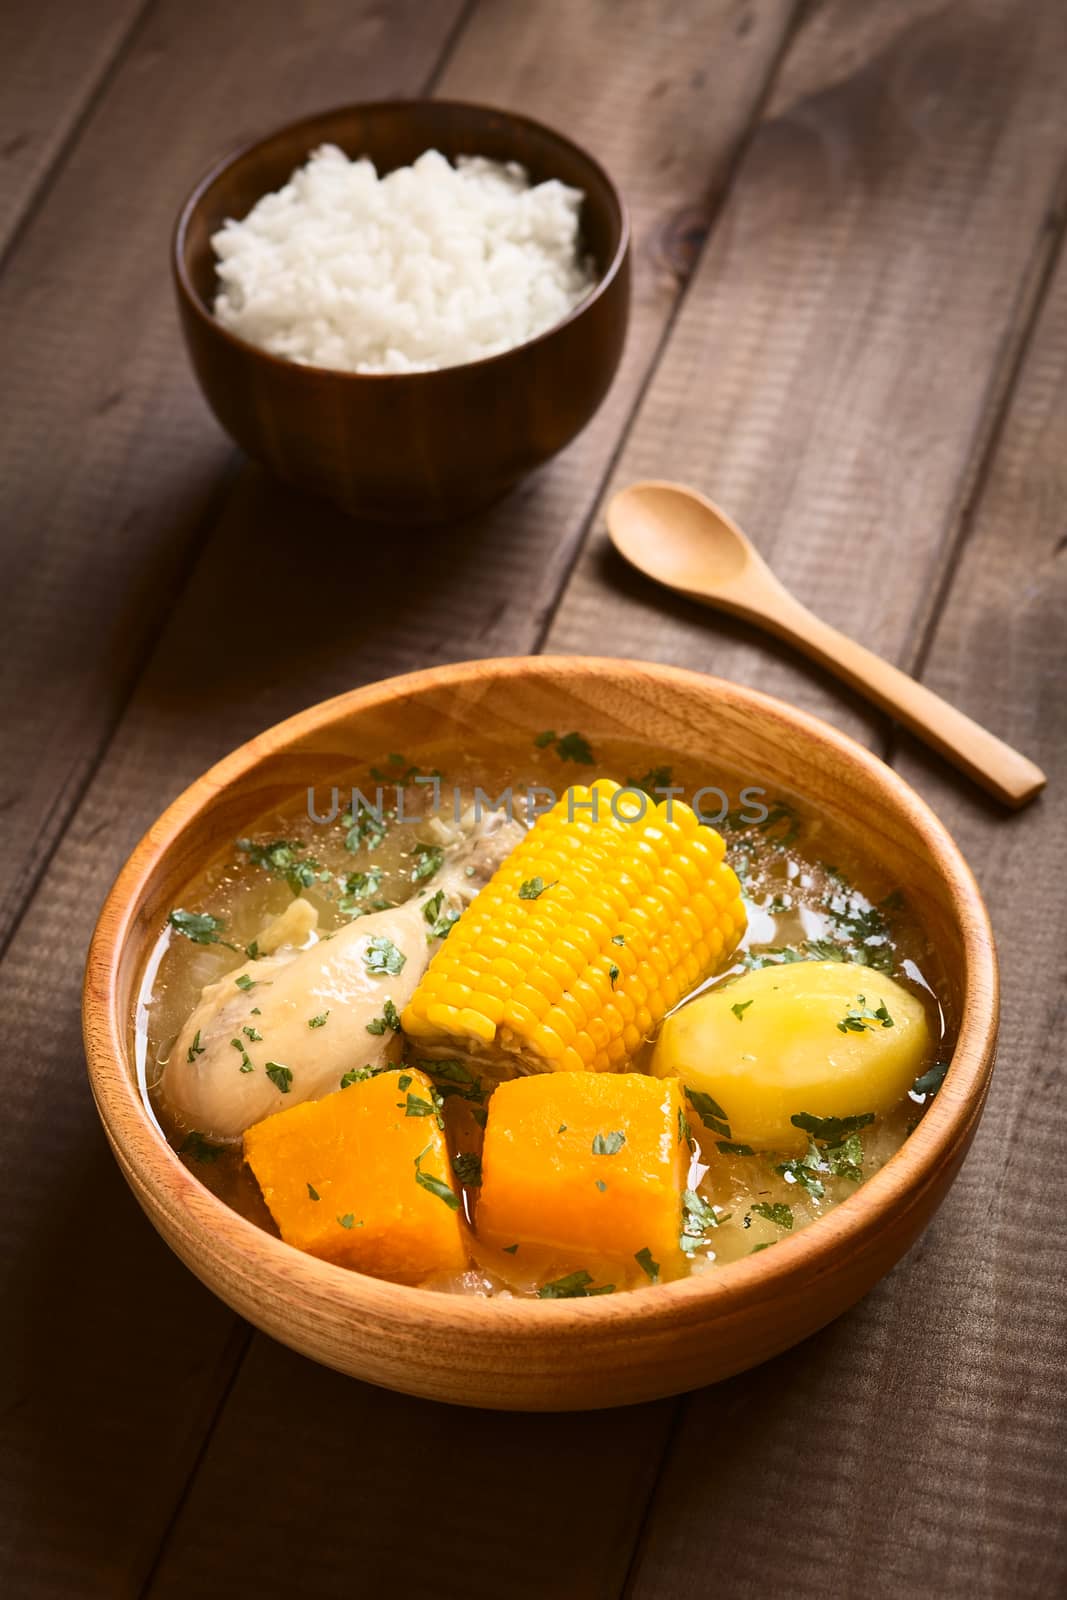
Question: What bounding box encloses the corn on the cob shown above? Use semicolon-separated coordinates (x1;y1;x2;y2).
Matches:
401;778;746;1073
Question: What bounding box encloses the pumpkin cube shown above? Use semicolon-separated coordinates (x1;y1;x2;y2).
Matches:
243;1068;468;1284
477;1073;688;1282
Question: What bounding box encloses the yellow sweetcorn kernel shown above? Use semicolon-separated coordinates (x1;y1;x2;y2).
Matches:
477;1072;689;1280
402;779;746;1072
243;1068;468;1283
651;961;933;1154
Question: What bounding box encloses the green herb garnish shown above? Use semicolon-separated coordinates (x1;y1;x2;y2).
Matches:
307;1183;320;1202
180;1131;222;1163
634;1247;660;1283
519;876;557;900
265;1061;293;1093
716;1140;756;1156
308;1011;330;1029
230;1037;255;1073
340;1065;374;1089
363;936;406;976
592;1130;626;1156
452;1152;483;1187
235;973;256;992
242;1025;262;1042
236;837;321;895
791;1110;874;1143
912;1060;949;1099
168;908;238;950
186;1029;205;1063
414;1145;460;1210
686;1088;731;1140
411;843;444;883
750;1202;793;1230
731;999;753;1020
538;1270;614;1299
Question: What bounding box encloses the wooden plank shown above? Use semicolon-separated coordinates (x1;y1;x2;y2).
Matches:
0;0;147;255
0;2;802;1594
0;0;467;952
627;206;1067;1600
0;6;470;1597
545;0;1067;767
0;0;800;955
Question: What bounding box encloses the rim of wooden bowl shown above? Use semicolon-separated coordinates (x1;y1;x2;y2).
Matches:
83;657;998;1350
172;98;631;383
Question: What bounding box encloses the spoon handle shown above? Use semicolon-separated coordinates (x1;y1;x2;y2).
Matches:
748;590;1046;808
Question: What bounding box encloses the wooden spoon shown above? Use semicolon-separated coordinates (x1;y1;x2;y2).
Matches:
607;479;1046;809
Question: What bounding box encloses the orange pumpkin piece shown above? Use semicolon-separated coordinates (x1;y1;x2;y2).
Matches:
243;1068;468;1284
477;1073;688;1280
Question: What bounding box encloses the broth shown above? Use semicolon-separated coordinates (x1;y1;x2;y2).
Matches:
136;738;951;1296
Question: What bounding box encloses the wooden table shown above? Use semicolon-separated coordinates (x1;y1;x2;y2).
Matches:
3;1;1065;1594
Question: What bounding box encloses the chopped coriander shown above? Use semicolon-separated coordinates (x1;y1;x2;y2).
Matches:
534;730;595;764
518;876;557;900
837;994;894;1033
912;1060;949;1099
186;1029;205;1063
340;1065;374;1089
344;803;387;854
824;1132;864;1183
750;1202;793;1230
242;1025;262;1042
307;1183;320;1202
686;1088;731;1140
363;936;406;976
538;1270;614;1299
230;1037;255;1074
366;1016;387;1035
592;1130;626;1156
716;1140;756;1156
250;1007;261;1015
678;1105;691;1144
611;934;626;947
595;1179;607;1192
423;1058;486;1106
627;765;673;797
265;1061;293;1094
608;963;620;988
246;939;260;961
634;1246;660;1282
404;1091;440;1119
168;908;237;950
556;731;595;764
775;1140;826;1199
731;999;754;1021
502;1243;520;1255
414;1145;460;1210
791;1110;874;1143
180;1130;222;1163
423;889;461;939
751;1241;775;1253
557;1122;568;1134
236;837;322;895
235;973;256;992
410;843;444;883
308;1011;330;1029
470;1105;488;1129
397;1073;413;1091
681;1188;726;1252
337;1213;356;1229
452;1152;483;1187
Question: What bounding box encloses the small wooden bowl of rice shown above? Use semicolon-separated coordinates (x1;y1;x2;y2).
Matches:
173;100;630;524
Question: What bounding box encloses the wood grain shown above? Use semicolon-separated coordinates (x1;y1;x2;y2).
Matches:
0;0;800;953
0;0;147;255
0;2;802;1593
625;191;1067;1600
0;0;467;952
546;0;1067;766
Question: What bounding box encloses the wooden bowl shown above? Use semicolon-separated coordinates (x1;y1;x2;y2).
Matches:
83;658;998;1410
173;101;630;524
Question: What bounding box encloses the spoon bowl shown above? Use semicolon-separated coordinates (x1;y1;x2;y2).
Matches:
607;479;1046;810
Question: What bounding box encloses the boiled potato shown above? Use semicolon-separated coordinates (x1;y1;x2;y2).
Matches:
651;961;932;1154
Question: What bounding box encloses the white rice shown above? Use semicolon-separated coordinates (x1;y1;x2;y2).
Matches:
211;145;596;374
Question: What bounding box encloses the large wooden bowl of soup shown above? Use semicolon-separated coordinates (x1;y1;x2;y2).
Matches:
173;101;630;524
83;658;998;1410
